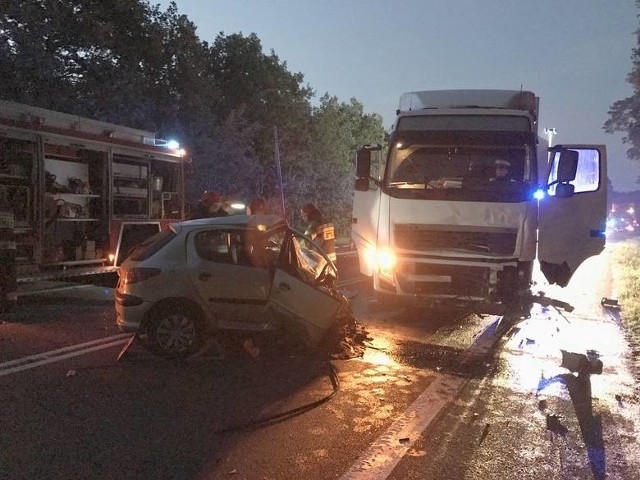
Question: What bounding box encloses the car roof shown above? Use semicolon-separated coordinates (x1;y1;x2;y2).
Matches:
177;214;287;231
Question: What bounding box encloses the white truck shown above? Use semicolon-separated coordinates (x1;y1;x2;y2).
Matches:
352;89;607;314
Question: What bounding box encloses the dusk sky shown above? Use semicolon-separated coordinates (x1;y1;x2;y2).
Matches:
160;0;640;192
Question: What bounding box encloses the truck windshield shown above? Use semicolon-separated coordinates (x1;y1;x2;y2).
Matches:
385;140;533;202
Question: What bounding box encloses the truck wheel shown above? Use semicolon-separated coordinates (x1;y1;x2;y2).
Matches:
371;291;403;311
517;261;534;292
143;306;203;359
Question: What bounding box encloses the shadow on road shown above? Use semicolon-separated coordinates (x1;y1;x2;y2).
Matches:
1;331;342;480
562;372;606;480
537;370;606;480
2;288;114;324
17;293;113;307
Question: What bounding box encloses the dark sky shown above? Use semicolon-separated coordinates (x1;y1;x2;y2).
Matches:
162;0;640;192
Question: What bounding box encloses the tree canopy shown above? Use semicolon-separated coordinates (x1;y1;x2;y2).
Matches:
605;0;640;185
0;0;386;230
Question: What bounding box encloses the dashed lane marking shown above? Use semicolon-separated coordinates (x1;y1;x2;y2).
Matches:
0;333;131;377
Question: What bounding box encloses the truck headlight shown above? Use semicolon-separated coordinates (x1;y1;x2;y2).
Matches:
376;248;396;272
363;246;397;278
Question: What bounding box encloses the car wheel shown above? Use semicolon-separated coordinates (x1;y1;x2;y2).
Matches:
144;307;202;359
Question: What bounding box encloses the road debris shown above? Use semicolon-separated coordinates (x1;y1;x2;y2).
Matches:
545;414;567;436
321;313;372;360
530;291;574;313
242;338;260;359
560;350;603;375
478;423;491;444
116;334;138;362
600;297;620;308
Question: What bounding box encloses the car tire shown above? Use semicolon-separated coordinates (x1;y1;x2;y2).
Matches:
143;305;203;359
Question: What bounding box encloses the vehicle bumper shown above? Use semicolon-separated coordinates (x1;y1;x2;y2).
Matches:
115;291;152;332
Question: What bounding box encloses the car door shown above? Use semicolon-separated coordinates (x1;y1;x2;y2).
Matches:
538;145;607;287
187;227;272;329
266;230;344;347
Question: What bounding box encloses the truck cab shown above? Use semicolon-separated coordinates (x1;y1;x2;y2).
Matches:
352;90;607;313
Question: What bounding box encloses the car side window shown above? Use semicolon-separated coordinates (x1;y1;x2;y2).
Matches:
229;232;256;267
194;230;233;263
230;230;285;269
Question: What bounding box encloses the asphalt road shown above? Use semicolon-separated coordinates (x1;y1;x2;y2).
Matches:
1;248;639;479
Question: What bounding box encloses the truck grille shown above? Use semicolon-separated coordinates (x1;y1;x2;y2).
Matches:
394;225;517;255
397;264;489;297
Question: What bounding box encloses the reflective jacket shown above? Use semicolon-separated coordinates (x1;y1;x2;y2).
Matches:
305;215;336;262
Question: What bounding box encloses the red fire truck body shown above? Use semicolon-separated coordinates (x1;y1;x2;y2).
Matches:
0;100;187;282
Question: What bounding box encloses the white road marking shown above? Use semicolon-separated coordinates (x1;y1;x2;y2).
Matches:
340;317;504;480
0;333;131;377
340;374;466;480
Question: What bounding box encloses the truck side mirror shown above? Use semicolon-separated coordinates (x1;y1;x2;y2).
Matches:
355;178;370;191
556;149;578;182
555;182;575;198
356;148;372;179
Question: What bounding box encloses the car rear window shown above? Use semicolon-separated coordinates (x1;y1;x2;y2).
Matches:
128;229;177;261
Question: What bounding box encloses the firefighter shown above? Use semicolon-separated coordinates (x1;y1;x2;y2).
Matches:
192;191;229;219
248;197;267;215
300;203;336;262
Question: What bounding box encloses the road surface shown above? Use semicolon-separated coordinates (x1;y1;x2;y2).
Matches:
1;248;638;479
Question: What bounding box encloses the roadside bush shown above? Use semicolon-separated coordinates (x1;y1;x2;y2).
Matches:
610;239;640;333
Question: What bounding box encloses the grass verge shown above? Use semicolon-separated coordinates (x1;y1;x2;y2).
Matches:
610;239;640;335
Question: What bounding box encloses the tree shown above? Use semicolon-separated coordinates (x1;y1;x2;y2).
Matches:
0;1;213;130
605;1;640;184
206;32;314;200
188;107;262;201
0;0;387;226
283;95;386;234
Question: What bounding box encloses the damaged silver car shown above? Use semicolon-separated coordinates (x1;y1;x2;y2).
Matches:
115;214;348;358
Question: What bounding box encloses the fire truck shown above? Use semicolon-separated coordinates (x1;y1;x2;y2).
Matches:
0;100;187;283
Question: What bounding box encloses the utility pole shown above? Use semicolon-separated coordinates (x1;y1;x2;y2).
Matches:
273;126;286;218
544;127;557;147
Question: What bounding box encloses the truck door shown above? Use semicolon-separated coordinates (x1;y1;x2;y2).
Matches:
538;145;607;286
